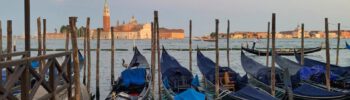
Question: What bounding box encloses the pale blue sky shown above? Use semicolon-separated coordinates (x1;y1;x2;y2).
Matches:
1;0;350;36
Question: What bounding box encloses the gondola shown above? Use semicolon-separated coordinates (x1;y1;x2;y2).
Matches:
161;46;205;100
276;53;350;93
241;51;347;100
346;42;350;50
241;44;322;56
106;47;152;100
196;49;278;100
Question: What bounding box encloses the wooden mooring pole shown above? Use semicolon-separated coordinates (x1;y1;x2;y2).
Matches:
324;18;331;91
86;17;92;93
83;21;87;85
22;0;31;99
6;20;12;80
227;20;230;67
155;10;162;100
0;20;2;84
271;13;276;96
96;28;101;100
0;20;2;54
7;20;12;60
301;23;304;65
336;23;340;66
189;20;192;71
65;24;70;51
43;19;47;55
266;22;270;67
13;38;16;52
151;22;156;98
69;16;81;100
215;19;219;98
111;26;115;85
37;17;43;71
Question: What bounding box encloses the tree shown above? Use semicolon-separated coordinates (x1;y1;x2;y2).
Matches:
210;32;216;38
60;25;69;34
77;26;86;37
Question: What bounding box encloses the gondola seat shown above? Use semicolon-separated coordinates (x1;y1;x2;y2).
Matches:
221;72;235;91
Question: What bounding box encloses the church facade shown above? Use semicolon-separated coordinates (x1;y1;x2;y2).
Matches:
90;0;184;39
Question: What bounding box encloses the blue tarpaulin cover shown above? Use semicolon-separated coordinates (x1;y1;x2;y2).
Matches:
31;60;39;69
191;75;200;87
295;51;350;76
231;85;278;100
243;52;346;98
2;70;5;81
121;68;146;87
174;88;205;100
298;65;339;83
163;77;170;89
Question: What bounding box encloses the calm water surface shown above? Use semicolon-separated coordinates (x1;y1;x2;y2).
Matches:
3;38;350;99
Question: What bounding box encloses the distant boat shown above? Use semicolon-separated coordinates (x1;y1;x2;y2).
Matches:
202;39;216;42
346;42;350;50
241;44;322;56
193;37;202;41
200;37;216;42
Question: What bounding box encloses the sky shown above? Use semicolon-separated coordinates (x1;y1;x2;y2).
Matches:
1;0;350;36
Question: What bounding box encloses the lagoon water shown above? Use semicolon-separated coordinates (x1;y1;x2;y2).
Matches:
3;38;350;99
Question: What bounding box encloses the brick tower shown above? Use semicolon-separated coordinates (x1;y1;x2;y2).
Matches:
103;0;110;32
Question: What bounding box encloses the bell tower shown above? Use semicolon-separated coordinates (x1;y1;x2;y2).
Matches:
103;0;110;32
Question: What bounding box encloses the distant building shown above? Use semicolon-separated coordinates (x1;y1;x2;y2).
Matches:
91;16;184;39
46;32;66;39
88;0;184;39
340;30;350;38
225;25;348;39
232;32;244;39
159;28;185;39
256;32;268;38
103;0;110;32
279;31;294;38
112;17;151;39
